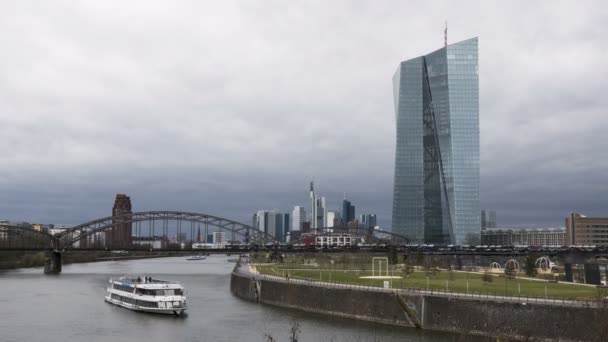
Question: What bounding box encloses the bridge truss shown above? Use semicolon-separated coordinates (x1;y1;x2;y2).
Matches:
0;211;275;251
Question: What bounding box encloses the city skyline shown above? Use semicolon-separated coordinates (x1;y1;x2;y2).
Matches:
1;2;607;229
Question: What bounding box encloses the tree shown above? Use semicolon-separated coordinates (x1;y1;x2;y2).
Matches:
525;254;538;277
289;320;301;342
264;319;301;342
504;267;517;279
402;263;414;277
388;247;398;265
463;232;481;246
414;251;425;266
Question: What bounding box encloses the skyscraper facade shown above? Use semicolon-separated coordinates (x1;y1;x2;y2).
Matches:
291;206;306;231
360;214;377;229
309;181;326;229
253;209;289;242
481;210;497;230
310;182;317;229
392;37;480;245
327;210;337;228
341;199;355;224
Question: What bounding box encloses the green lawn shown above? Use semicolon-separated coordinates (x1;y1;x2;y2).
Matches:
255;264;603;300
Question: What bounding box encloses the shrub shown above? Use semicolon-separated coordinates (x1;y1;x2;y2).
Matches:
482;272;494;284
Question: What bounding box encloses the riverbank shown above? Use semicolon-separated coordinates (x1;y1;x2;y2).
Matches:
256;263;601;300
232;261;608;341
0;250;192;271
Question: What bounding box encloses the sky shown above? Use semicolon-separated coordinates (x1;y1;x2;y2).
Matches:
1;1;607;228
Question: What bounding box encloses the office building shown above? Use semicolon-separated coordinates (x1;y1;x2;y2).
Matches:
315;234;354;248
342;198;355;224
481;210;497;230
213;231;226;244
109;194;133;248
0;221;9;240
360;214;377;229
391;37;480;245
275;213;290;242
253;209;289;242
347;220;362;234
327;210;337;228
309;181;326;229
566;212;608;246
301;221;311;233
291;206;306;232
481;228;565;247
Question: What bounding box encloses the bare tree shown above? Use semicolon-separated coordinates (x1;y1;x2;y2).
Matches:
289;320;301;342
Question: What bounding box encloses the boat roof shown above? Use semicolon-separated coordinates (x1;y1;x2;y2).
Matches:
111;277;184;289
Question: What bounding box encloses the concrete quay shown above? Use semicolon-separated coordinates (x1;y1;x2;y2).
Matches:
231;262;607;341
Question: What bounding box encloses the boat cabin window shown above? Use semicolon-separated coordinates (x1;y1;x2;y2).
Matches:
113;284;135;293
136;288;183;296
111;293;159;308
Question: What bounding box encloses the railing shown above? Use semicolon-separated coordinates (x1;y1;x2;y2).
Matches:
234;261;602;309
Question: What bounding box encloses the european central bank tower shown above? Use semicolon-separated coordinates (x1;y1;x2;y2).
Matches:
392;37;480;245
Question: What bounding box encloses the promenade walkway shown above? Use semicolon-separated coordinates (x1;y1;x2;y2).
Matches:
235;260;600;309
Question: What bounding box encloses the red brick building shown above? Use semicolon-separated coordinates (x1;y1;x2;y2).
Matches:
109;194;132;248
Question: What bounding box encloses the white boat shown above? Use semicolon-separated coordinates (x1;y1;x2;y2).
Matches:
105;276;187;315
186;255;206;261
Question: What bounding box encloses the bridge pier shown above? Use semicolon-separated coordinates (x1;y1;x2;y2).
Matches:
44;250;62;274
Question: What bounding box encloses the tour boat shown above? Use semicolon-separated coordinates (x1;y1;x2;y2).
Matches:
185;255;206;261
105;276;187;315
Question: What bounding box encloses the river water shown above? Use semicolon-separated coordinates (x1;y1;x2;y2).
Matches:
0;256;483;342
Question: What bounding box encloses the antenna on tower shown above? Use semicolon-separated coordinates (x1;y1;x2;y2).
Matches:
444;20;448;47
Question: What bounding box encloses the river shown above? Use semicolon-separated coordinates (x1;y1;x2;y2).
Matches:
0;256;484;342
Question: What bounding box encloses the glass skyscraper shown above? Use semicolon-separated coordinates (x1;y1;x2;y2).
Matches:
391;37;480;245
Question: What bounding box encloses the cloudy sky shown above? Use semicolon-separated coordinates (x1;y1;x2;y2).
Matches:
1;1;607;228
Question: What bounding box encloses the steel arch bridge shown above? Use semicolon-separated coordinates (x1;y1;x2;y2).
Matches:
0;211;275;252
60;211;275;250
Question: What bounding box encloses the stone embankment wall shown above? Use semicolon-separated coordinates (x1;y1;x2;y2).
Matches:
231;271;421;327
231;268;607;341
423;296;606;341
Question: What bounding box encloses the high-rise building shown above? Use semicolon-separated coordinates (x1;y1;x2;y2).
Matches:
267;209;279;239
253;209;289;242
481;210;497;230
310;182;317;228
342;198;356;224
309;181;326;229
253;210;268;234
291;206;306;231
360;214;377;229
392;37;480;245
110;194;132;248
274;213;290;242
282;213;290;241
327;210;337;228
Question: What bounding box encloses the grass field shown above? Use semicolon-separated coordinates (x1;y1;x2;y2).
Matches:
255;264;603;300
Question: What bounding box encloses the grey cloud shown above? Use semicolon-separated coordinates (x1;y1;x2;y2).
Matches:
0;1;607;229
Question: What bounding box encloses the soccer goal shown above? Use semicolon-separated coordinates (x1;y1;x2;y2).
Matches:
372;257;389;277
